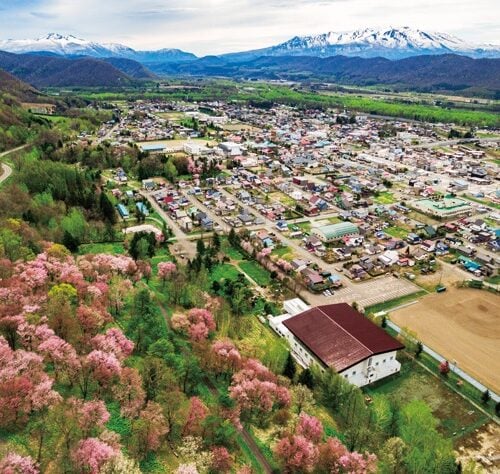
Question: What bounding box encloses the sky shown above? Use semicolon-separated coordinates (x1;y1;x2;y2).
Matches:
1;0;499;55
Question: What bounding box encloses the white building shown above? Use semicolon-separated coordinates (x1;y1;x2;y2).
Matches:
269;300;403;387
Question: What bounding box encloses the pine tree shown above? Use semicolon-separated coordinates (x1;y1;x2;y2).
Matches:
298;368;314;389
283;352;296;380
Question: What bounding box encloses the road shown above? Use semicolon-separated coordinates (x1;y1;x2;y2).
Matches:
212;187;420;308
0;144;29;185
141;192;197;261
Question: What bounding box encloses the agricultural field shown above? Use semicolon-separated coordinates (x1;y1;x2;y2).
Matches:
391;288;500;393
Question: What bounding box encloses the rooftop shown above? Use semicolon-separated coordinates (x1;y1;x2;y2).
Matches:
315;222;359;239
283;303;404;372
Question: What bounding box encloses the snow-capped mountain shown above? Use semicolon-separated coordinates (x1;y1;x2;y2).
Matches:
0;33;196;63
224;27;500;60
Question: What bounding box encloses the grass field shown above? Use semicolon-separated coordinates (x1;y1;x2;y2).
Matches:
364;290;427;314
239;261;272;286
385;225;410;239
271;246;292;258
365;358;488;441
373;191;396;204
210;263;242;282
391;288;500;393
78;242;125;255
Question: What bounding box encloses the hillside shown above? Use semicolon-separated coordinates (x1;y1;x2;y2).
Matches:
0;51;132;87
102;57;157;79
0;68;42;101
154;53;500;95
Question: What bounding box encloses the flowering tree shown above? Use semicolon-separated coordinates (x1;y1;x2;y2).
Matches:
316;437;377;474
91;328;134;361
171;309;216;343
112;367;146;418
296;412;323;444
85;350;122;387
130;401;169;459
0;453;39;474
229;358;290;422
0;336;60;427
176;464;199;474
274;434;318;473
71;438;118;474
439;360;450;376
210;339;242;375
210;446;232;473
70;398;110;437
183;397;209;436
158;261;177;286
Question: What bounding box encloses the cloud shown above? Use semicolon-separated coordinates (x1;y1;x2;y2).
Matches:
30;11;58;19
0;0;498;55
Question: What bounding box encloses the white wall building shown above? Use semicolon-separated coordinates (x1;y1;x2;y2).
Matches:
269;300;403;387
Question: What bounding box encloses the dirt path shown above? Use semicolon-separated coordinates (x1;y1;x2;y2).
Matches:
156;300;272;474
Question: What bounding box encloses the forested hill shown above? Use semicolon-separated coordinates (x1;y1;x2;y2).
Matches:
0;51;133;87
153;53;500;96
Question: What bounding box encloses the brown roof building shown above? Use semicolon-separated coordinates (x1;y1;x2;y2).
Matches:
275;302;404;387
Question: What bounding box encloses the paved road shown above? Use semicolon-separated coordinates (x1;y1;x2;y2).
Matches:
0;144;28;185
141;192;197;261
216;187;420;308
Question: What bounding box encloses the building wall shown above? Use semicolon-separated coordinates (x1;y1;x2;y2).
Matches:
269;315;401;387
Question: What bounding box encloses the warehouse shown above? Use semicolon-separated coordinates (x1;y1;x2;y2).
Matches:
311;222;359;243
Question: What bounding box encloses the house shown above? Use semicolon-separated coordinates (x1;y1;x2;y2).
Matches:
116;204;129;219
378;250;399;267
135;202;149;216
269;301;404;387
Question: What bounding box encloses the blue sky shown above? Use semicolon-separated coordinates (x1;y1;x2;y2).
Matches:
1;0;498;55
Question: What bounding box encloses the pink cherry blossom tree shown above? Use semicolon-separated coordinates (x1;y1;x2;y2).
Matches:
0;453;39;474
183;397;209;436
157;261;177;286
71;438;118;474
296;412;323;444
274;434;318;473
91;328;134;361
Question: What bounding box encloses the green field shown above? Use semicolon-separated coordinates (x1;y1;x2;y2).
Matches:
210;263;242;282
78;242;125;255
385;225;410;239
365;290;427;313
365;357;487;441
373;191;397;204
239;261;272;286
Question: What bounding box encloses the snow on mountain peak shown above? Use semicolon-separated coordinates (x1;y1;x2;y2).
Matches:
270;27;499;58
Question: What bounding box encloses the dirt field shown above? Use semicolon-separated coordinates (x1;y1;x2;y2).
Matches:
456;423;500;473
391;287;500;393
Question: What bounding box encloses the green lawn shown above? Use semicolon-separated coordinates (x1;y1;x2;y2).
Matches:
239;261;272;286
486;275;500;285
210;263;242;282
271;246;291;258
385;226;409;239
328;216;342;224
78;242;125;255
365;357;488;441
374;191;396;205
364;290;427;314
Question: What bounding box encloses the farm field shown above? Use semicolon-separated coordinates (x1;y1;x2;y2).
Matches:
391;288;500;393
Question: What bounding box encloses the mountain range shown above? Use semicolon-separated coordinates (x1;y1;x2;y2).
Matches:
0;33;196;64
1;29;499;62
0;29;499;93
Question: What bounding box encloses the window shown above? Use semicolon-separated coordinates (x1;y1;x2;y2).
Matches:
383;359;386;363
352;371;356;375
375;362;379;366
